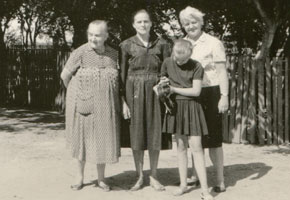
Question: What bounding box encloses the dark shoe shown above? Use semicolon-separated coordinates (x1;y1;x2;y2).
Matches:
70;183;83;191
213;186;226;193
187;177;200;187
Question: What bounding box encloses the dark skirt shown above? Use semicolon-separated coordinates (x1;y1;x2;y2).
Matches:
162;99;208;136
121;73;172;150
200;86;223;148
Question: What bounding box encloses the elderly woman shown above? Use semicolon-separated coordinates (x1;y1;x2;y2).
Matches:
179;6;229;193
119;9;172;191
61;20;129;191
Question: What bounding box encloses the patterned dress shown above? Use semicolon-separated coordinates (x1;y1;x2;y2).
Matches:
62;43;120;164
119;35;172;150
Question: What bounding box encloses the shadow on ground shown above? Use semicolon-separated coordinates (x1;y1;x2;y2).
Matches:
81;162;271;192
0;107;64;133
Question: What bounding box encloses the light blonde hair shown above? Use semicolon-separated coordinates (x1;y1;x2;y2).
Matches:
173;39;193;57
179;6;205;26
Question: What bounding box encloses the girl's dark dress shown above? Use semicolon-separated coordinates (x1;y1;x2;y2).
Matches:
161;57;208;136
119;35;172;150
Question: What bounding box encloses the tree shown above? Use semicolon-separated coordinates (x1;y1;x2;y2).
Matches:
251;0;290;59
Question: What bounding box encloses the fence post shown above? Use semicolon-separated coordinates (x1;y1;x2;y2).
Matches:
285;58;289;144
247;58;257;144
265;58;272;144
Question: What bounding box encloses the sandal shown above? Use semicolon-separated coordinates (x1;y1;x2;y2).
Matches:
130;177;144;191
173;186;188;196
149;176;165;191
200;193;214;200
98;181;111;192
70;183;83;191
213;186;226;193
187;177;200;187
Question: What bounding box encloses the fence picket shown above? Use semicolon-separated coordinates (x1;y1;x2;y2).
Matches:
265;58;272;144
285;58;289;144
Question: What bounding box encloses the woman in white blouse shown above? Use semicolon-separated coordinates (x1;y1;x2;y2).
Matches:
179;6;229;194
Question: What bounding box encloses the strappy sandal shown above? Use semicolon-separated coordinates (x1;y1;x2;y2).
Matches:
130;178;144;191
200;193;214;200
70;183;83;191
173;186;188;196
149;176;165;191
98;181;111;192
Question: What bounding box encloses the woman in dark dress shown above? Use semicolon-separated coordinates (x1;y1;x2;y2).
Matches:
119;9;171;191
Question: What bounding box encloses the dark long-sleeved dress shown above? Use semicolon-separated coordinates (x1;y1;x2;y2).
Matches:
119;35;172;150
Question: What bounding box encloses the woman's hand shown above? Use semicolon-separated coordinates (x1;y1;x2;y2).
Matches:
122;98;131;120
218;95;229;113
159;76;170;84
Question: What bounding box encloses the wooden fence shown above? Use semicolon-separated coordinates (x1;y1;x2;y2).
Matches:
0;49;289;145
222;56;290;145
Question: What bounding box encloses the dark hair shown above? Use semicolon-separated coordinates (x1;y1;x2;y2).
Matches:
131;9;152;24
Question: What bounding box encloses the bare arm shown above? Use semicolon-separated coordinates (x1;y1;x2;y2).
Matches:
170;79;202;97
216;62;229;112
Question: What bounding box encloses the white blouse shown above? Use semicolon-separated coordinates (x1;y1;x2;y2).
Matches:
185;32;226;87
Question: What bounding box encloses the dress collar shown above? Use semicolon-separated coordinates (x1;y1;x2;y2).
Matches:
185;32;206;45
131;34;159;48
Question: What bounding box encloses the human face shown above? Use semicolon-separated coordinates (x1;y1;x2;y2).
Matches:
181;17;202;41
133;12;152;36
173;49;191;65
87;24;108;49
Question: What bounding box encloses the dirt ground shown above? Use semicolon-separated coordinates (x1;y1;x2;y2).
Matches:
0;107;290;200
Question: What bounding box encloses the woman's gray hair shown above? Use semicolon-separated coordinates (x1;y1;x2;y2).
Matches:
87;20;108;32
179;6;205;26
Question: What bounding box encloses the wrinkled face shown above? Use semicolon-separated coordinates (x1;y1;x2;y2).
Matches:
173;49;192;65
181;17;202;40
87;24;108;49
133;12;152;36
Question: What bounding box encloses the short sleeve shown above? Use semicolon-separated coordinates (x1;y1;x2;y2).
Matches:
212;39;226;62
192;62;204;80
64;49;82;74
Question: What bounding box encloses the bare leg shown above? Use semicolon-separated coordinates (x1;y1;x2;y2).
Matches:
173;134;189;196
97;164;106;182
131;150;144;191
97;164;110;191
149;150;164;191
209;147;225;190
188;136;212;198
70;159;85;190
148;150;159;179
74;159;85;185
189;155;199;183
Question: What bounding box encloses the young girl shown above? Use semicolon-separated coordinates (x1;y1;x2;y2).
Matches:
158;39;213;200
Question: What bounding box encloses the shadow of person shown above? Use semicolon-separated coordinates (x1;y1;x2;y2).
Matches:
106;162;272;193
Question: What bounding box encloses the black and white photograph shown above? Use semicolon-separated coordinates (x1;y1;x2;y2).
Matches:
0;0;289;200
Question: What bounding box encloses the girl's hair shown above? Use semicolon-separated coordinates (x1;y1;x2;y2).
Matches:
173;39;193;55
131;9;152;24
179;6;205;26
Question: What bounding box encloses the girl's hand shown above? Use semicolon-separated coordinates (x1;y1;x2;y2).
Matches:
159;76;170;84
218;95;229;113
122;99;131;119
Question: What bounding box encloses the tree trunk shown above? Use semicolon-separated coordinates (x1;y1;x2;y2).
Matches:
255;24;278;60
